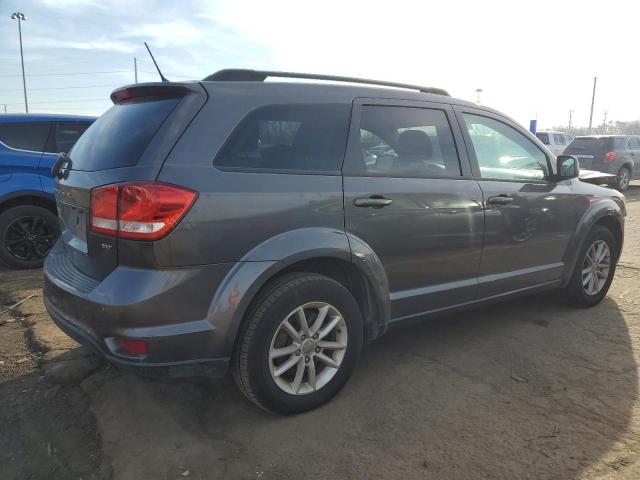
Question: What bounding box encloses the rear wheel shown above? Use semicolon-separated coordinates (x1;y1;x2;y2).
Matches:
0;205;60;269
232;273;363;414
563;225;617;307
616;166;631;191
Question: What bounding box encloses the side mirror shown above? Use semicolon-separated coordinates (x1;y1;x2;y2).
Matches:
557;154;579;180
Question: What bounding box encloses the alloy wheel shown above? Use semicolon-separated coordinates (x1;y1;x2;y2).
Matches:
269;302;348;395
581;239;611;296
619;169;630;190
4;215;56;262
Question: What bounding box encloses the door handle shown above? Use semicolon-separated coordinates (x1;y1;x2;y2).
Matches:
354;196;393;208
486;195;514;206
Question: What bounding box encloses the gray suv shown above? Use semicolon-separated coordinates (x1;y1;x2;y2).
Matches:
43;70;626;414
564;135;640;191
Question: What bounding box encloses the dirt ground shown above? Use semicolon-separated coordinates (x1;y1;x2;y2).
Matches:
1;184;640;480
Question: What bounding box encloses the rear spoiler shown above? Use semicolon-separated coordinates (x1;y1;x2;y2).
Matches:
110;83;199;104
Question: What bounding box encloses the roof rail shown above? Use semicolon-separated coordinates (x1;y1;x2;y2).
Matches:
203;69;450;96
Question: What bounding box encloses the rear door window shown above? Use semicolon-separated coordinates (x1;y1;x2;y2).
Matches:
348;105;461;177
69;98;180;171
553;133;565;145
215;104;350;173
45;122;92;154
0;123;50;152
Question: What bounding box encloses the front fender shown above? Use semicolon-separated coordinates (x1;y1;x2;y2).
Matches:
207;228;391;356
561;197;625;286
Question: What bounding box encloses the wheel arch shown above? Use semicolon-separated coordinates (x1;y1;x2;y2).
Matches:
0;191;57;216
208;228;391;358
561;199;625;286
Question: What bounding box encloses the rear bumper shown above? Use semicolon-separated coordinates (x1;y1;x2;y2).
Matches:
43;242;235;376
44;295;229;377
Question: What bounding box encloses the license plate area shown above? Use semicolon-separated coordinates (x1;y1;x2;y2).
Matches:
58;201;88;254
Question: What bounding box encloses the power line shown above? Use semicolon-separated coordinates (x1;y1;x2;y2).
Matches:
0;70;133;78
0;84;122;92
3;98;106;105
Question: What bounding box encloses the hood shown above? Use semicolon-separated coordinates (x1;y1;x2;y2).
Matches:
578;169;617;187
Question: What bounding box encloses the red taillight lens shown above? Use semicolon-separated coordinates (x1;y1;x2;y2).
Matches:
116;337;148;356
90;185;118;236
604;151;617;164
90;182;197;240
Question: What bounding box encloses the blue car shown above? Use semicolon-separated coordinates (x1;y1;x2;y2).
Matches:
0;114;95;268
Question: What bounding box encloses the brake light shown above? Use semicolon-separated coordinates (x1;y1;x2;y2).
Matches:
90;182;197;240
604;151;617;164
90;185;118;235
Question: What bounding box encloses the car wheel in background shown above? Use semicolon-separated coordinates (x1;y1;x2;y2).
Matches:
232;272;364;414
616;166;631;191
563;225;617;308
0;205;60;269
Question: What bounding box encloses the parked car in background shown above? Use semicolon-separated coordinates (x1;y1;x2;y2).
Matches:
535;130;573;155
0;114;95;268
43;71;625;414
564;135;640;191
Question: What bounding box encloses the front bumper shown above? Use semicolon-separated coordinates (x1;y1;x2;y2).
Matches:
43;243;234;376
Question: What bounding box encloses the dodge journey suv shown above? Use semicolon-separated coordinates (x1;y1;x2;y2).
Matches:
44;70;626;414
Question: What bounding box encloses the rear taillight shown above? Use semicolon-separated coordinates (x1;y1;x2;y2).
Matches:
90;182;197;240
603;151;617;164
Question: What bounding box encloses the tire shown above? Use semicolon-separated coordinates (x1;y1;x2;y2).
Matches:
232;272;364;414
563;225;617;308
616;166;631;191
0;205;60;269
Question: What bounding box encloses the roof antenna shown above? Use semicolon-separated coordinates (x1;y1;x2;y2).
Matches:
144;42;169;82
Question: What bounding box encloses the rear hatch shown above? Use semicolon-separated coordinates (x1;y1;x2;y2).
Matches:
564;137;615;169
53;83;207;281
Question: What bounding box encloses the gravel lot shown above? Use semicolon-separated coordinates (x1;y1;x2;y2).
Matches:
1;183;639;480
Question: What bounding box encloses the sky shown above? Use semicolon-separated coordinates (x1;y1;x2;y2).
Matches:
0;0;638;129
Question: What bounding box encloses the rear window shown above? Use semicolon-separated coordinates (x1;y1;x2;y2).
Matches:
535;132;549;145
215;104;351;173
0;123;50;152
565;137;614;154
69;98;179;171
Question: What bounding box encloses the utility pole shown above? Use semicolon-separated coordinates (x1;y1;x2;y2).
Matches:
2;104;7;114
587;76;597;135
602;110;608;134
11;12;28;113
568;109;573;131
134;57;138;83
475;88;482;103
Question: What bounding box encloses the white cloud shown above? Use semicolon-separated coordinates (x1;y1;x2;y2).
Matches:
28;37;137;53
127;20;205;48
212;0;640;128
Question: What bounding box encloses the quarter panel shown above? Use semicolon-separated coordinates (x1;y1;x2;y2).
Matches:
155;166;344;266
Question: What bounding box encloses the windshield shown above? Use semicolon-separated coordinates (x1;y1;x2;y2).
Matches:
564;137;614;154
535;132;550;145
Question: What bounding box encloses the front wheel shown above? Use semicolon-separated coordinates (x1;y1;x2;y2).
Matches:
563;225;617;307
616;166;631;191
232;273;363;414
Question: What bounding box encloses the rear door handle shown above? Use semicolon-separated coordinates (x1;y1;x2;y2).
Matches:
354;196;393;208
487;195;514;206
